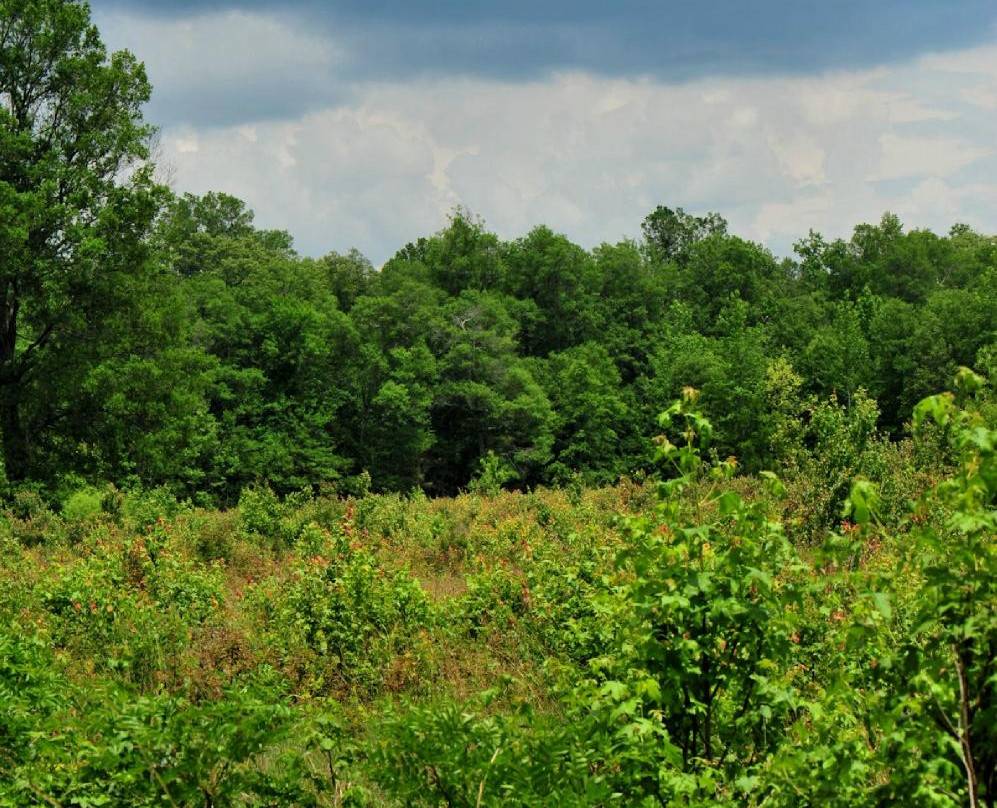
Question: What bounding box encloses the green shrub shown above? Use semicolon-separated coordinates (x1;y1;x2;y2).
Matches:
253;546;435;695
60;485;106;523
37;538;225;690
370;697;612;808
238;483;286;548
122;485;189;531
4;486;65;546
4;674;312;808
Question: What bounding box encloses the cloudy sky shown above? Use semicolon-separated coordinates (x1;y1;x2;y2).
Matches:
91;0;997;264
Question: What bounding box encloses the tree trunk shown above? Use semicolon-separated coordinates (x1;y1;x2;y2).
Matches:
0;284;27;482
0;390;28;483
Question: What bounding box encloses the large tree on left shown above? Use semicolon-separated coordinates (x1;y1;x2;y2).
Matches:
0;0;157;481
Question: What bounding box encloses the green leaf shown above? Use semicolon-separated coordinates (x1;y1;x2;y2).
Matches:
600;681;628;701
735;774;760;794
717;491;742;517
871;592;893;620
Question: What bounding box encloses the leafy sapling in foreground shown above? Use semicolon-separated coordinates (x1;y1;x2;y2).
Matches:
589;387;807;804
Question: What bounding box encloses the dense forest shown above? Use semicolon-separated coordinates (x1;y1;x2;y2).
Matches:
2;1;995;807
3;127;997;503
38;193;997;504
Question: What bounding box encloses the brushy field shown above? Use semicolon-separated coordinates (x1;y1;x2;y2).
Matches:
2;478;648;804
1;380;993;807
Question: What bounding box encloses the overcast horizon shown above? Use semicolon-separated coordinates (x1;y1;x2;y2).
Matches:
91;0;997;264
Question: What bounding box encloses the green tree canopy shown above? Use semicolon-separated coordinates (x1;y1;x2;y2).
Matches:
0;0;158;482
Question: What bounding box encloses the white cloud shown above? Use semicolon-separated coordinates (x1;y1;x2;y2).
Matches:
171;132;199;154
110;9;339;83
767;134;828;188
795;72;888;126
752;192;836;243
960;85;997;109
919;42;997;74
896;178;997;233
870;134;990;181
885;95;958;123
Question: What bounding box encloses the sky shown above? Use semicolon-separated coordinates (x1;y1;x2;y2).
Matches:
90;0;997;264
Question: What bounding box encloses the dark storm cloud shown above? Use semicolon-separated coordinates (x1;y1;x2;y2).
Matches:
149;81;344;130
93;0;997;81
93;5;346;127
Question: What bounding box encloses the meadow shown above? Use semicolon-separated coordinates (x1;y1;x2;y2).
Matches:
2;378;993;807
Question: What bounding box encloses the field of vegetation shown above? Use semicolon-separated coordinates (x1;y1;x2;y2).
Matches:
2;375;994;806
2;1;996;805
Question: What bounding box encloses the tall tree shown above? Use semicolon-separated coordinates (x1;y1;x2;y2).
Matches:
175;217;359;500
401;207;505;297
501;225;599;356
0;0;157;481
670;233;783;335
589;240;666;381
542;342;632;482
427;291;553;491
641;205;727;264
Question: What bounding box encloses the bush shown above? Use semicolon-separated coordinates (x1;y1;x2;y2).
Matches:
253;544;435;695
60;485;106;523
4;486;66;546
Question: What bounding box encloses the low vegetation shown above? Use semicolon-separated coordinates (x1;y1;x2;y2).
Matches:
2;373;993;806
